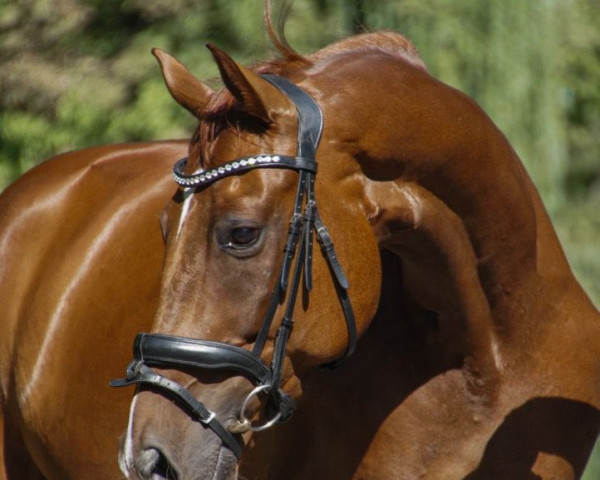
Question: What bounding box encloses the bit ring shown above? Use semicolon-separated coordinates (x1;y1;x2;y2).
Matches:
229;384;282;433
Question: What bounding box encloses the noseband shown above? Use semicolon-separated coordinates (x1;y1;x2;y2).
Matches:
111;75;357;459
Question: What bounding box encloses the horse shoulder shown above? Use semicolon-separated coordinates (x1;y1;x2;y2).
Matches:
0;140;184;479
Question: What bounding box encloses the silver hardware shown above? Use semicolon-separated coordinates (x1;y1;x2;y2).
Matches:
227;418;252;434
200;409;216;425
235;384;282;433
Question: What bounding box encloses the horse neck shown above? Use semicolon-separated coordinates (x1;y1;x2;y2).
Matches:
417;104;586;318
341;62;586;320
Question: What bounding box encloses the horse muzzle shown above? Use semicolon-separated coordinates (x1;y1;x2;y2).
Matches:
111;332;296;459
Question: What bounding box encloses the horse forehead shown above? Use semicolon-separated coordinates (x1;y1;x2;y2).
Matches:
215;174;280;209
201;100;297;153
182;170;295;226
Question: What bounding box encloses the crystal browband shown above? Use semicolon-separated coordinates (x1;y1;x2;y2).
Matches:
172;155;318;188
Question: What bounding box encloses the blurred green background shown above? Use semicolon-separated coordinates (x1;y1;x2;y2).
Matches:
1;0;599;476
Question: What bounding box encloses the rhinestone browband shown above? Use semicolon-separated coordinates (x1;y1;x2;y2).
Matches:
172;155;317;188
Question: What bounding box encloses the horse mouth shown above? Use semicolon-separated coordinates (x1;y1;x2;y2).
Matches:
130;446;179;480
210;447;238;480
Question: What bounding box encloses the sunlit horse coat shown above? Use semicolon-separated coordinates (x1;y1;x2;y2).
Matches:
1;28;599;480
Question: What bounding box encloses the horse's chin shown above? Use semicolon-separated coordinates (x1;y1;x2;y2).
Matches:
186;435;238;480
163;445;238;480
210;447;238;480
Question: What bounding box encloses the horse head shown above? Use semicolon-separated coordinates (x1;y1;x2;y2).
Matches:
115;42;386;479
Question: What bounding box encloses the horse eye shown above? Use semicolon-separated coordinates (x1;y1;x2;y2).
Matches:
228;226;261;247
216;222;264;256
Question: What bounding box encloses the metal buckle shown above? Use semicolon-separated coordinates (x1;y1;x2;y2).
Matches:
201;409;216;425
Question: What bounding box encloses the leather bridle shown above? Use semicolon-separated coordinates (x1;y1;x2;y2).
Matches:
111;75;358;459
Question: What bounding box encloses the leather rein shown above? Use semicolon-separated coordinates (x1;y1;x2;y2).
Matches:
111;75;358;459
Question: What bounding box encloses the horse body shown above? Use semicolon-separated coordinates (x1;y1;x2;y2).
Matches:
1;27;599;480
0;141;186;479
298;46;600;478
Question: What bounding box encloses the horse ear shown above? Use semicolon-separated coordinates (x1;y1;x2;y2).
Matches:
206;43;291;124
152;48;214;118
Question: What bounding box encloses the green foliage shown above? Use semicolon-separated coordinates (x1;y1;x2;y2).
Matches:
1;3;599;295
1;0;599;303
583;437;600;480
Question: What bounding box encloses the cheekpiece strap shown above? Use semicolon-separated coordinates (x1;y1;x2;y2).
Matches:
261;74;324;159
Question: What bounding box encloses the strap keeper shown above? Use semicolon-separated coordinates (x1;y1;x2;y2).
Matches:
198;409;216;425
283;214;303;253
303;201;316;223
289;213;303;233
316;225;333;249
316;226;350;289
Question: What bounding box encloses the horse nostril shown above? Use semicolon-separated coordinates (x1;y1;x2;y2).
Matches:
136;447;179;480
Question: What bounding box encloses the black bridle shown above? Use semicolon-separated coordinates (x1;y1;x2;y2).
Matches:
111;75;357;459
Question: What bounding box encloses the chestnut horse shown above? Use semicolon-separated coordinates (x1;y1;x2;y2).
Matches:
1;29;600;480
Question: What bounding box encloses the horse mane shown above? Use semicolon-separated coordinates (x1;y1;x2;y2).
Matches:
204;28;426;123
263;0;426;72
200;14;426;148
305;31;427;72
263;0;308;66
